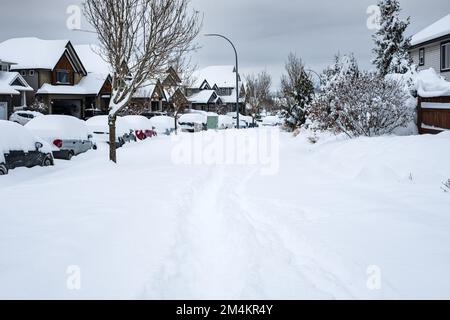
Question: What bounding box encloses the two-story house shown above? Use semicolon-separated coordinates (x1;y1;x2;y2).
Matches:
0;58;33;120
187;65;245;114
0;38;112;119
410;14;450;81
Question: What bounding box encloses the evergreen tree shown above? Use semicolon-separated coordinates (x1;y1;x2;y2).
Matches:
372;0;412;76
280;53;315;131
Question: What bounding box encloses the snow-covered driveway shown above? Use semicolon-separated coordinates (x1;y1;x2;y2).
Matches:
0;129;449;299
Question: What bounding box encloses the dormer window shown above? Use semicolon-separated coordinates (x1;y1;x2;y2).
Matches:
21;70;27;76
29;70;35;77
56;70;70;84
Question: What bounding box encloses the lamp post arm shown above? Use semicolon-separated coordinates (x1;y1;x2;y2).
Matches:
205;34;240;129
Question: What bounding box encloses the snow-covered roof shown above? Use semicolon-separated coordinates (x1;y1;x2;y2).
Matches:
0;38;72;70
74;44;110;75
133;81;158;99
192;65;240;88
219;88;245;103
188;90;218;104
0;71;33;95
411;14;450;46
37;72;108;96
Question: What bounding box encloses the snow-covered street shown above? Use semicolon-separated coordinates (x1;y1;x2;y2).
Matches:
1;128;449;300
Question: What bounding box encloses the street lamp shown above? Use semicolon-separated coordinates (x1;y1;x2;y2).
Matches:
205;34;241;129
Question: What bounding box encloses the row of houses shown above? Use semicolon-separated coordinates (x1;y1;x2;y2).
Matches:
0;37;246;121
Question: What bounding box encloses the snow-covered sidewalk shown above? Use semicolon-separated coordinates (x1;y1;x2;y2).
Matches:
0;129;449;299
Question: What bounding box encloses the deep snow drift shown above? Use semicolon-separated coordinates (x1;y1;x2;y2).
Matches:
0;129;449;299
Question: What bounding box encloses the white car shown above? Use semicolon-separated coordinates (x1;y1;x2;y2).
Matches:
149;116;176;135
86;116;134;147
26;115;96;160
178;113;207;133
262;116;283;127
218;115;234;130
9;111;43;126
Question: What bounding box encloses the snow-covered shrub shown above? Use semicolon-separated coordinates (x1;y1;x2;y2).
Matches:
29;99;49;114
308;54;414;138
280;53;315;132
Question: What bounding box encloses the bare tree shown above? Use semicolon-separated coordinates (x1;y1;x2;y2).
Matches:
245;71;272;124
83;0;201;162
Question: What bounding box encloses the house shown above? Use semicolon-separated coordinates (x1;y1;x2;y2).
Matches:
0;58;33;120
128;67;189;115
186;65;245;114
410;14;450;81
0;38;112;119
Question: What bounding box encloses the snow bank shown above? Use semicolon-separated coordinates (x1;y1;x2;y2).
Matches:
415;68;450;97
25;115;89;142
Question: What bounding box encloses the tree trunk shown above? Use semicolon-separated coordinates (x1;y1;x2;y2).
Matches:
174;110;178;135
108;115;117;163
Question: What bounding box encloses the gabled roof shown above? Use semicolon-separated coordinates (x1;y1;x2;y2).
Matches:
0;71;33;95
411;14;450;47
74;44;110;75
133;80;167;101
0;38;87;75
188;90;219;104
192;65;240;89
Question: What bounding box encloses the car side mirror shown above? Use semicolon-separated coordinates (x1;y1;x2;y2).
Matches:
35;142;43;150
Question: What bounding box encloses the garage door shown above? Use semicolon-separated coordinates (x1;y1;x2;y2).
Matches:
0;102;7;120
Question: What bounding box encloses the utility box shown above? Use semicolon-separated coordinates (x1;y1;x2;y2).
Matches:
207;114;219;130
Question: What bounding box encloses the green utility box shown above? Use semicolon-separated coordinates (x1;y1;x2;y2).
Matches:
207;115;219;130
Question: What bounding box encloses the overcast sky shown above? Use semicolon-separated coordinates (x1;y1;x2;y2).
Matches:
0;0;448;89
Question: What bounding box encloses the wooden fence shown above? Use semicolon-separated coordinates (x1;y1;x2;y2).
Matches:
417;95;450;134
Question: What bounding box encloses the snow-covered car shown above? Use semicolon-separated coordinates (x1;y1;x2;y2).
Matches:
218;115;234;130
262;115;283;127
178;113;207;133
0;120;53;175
86;116;133;147
119;117;138;143
122;115;157;140
9;110;43;126
26;115;96;160
227;113;250;129
149;116;176;135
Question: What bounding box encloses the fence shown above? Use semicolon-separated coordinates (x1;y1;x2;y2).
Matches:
417;95;450;134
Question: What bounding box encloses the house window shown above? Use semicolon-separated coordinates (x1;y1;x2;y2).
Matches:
29;70;35;77
419;48;425;66
56;70;70;84
21;70;27;76
442;42;450;71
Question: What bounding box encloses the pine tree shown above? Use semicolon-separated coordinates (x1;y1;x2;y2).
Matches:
372;0;412;76
280;53;315;131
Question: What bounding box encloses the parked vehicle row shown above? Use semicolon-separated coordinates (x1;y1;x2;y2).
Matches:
0;120;54;175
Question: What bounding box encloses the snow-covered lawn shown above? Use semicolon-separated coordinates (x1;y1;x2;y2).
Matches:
0;129;449;299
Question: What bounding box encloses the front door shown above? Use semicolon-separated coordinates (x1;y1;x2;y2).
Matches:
0;102;7;120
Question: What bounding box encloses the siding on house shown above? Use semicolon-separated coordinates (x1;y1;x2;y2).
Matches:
410;35;450;81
